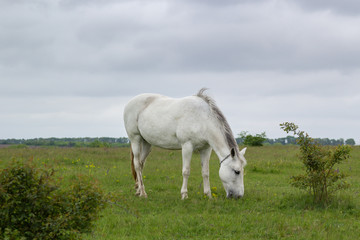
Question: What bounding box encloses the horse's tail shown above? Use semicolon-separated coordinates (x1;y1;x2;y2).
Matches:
131;145;137;182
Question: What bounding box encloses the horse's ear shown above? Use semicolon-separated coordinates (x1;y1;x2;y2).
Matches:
240;147;247;155
231;148;236;158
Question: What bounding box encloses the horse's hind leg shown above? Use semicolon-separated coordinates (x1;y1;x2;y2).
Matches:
131;137;151;197
139;139;151;196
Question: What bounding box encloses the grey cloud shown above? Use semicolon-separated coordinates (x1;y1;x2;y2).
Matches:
70;1;360;72
292;0;360;15
2;0;360;75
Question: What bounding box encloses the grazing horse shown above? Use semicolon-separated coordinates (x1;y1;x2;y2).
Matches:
123;88;247;199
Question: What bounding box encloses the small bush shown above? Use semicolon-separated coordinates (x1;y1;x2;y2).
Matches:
0;160;106;240
280;122;351;204
239;131;267;146
89;140;111;148
8;144;29;149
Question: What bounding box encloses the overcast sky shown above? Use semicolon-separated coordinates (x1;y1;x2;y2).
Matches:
1;0;360;143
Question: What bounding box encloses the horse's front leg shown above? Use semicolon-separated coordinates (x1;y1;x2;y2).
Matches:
200;147;212;198
181;142;193;199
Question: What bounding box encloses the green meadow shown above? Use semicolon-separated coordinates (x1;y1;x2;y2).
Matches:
1;145;359;239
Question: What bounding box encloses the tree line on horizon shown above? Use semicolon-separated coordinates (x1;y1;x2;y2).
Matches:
236;132;356;146
0;135;356;147
0;137;130;147
262;135;355;146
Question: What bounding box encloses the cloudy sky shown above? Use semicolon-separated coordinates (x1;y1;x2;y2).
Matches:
1;0;360;143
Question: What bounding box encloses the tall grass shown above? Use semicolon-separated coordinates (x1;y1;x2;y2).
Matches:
0;146;359;239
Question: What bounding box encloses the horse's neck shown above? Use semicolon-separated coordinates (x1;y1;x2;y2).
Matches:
207;128;232;162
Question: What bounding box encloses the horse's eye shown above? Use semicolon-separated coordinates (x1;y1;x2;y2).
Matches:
234;170;240;175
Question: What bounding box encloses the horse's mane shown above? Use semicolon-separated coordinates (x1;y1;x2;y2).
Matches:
196;88;239;156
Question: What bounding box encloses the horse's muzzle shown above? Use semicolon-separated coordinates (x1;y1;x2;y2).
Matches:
227;190;243;199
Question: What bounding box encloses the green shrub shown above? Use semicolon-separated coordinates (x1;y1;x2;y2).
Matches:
8;144;28;149
280;122;351;204
89;140;111;148
0;161;106;240
239;131;267;146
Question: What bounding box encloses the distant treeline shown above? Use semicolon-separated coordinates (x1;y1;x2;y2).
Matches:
0;137;130;147
236;136;356;146
0;136;356;147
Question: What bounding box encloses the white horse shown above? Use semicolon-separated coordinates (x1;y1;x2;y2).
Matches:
123;88;247;199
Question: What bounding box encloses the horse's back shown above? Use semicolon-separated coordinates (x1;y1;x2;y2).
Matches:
124;93;162;117
124;93;211;149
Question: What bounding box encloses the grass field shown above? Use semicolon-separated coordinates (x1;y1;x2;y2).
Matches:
1;145;359;239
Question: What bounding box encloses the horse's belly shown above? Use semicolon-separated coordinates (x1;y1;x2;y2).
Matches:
138;115;182;149
138;126;182;149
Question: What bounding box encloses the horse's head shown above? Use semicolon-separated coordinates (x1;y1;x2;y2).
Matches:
219;147;247;199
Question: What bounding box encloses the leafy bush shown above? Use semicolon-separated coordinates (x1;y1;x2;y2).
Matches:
239;131;267;146
0;161;106;240
280;122;351;204
89;140;111;148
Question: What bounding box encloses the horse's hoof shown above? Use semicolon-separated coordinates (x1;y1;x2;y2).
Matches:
140;193;148;198
181;193;188;200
